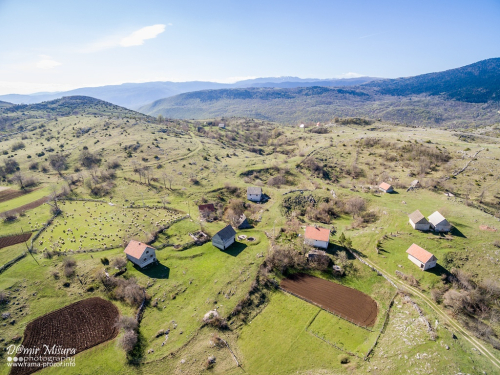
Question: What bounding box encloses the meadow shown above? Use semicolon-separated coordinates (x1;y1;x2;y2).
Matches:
0;99;499;374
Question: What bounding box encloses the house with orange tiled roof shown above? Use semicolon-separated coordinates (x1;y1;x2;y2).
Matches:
379;182;394;193
124;240;157;268
406;243;437;270
304;226;330;249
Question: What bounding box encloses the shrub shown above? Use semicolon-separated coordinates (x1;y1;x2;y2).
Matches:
205;316;228;330
113;277;144;306
1;213;18;222
338;354;350;364
112;257;127;269
101;257;109;265
0;291;9;304
63;257;77;277
11;142;25;151
115;316;138;332
119;329;138;353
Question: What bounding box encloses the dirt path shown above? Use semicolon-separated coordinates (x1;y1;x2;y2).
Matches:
360;256;500;369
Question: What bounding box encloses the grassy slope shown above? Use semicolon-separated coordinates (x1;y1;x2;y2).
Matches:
0;104;499;374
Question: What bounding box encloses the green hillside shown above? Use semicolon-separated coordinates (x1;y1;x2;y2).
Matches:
366;57;500;103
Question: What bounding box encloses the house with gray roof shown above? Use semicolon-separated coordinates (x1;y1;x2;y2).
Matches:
428;211;452;232
408;210;430;231
247;186;263;202
212;225;236;250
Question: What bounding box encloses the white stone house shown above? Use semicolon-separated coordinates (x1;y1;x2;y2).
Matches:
408;210;430;231
428;211;452;232
406;243;437;270
124;240;157;268
247;187;263;202
304;226;330;249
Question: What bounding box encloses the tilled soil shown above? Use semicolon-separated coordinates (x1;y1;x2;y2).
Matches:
281;273;378;327
10;297;119;375
0;233;32;250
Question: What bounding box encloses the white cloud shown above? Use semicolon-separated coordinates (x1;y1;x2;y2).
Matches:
120;24;166;47
35;55;61;69
337;72;364;79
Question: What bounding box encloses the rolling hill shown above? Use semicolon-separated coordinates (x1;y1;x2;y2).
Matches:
0;77;378;110
0;100;12;108
365;57;500;103
0;96;152;132
138;58;500;126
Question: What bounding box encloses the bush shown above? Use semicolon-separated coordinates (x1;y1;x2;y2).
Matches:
113;277;144;306
338;354;350;364
205;316;228;330
11;142;25;151
119;329;138;353
1;213;18;222
101;257;109;265
112;257;127;269
115;316;138;332
63;257;77;278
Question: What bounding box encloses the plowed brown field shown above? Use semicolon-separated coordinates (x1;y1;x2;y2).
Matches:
281;273;378;327
0;189;25;203
0;233;32;249
10;297;119;375
0;196;49;216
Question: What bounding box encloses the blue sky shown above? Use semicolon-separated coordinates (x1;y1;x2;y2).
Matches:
0;0;499;94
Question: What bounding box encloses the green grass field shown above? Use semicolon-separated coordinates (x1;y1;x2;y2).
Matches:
0;105;499;374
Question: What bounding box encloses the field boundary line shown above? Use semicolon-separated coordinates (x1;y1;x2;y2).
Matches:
279;287;374;332
363;290;397;361
0;253;27;274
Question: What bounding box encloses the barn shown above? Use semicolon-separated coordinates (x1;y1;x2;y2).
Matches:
247;187;263;202
406;243;437;270
408;210;430;231
235;214;251;229
212;225;236;250
428;211;452;232
379;182;394;193
124;240;157;268
304;226;330;249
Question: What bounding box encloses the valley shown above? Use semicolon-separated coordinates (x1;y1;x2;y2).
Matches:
0;96;499;374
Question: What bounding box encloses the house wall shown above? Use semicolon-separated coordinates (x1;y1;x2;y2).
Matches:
408;254;436;270
409;219;430;231
431;223;451;232
408;254;424;269
212;236;235;250
423;260;437;270
126;251;156;268
304;238;328;249
247;193;262;202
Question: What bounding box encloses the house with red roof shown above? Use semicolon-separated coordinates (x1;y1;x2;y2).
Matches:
379;182;394;193
304;226;330;249
124;240;157;268
406;243;437;270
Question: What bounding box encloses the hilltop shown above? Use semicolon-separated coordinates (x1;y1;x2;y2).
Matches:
138;58;500;127
365;57;500;103
0;96;152;132
0;77;378;110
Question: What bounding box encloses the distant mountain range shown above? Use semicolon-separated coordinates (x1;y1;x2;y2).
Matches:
139;58;500;126
0;76;378;110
